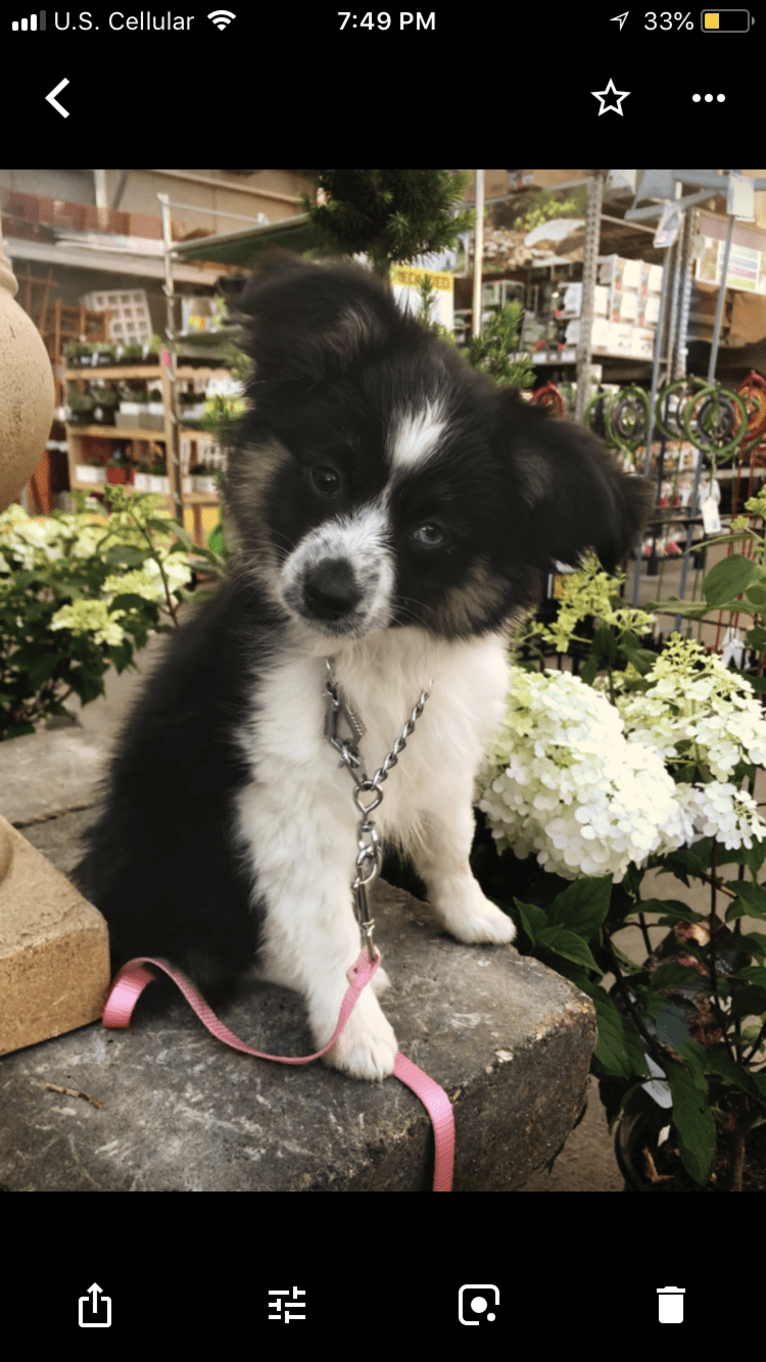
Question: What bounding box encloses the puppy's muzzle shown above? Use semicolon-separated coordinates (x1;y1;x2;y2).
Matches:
301;557;363;623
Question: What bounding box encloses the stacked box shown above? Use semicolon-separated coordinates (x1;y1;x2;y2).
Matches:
82;289;152;344
592;255;663;356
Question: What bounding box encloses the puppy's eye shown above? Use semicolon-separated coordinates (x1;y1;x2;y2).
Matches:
412;523;447;547
312;466;340;495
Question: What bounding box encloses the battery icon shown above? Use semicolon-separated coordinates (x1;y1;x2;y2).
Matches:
701;9;752;29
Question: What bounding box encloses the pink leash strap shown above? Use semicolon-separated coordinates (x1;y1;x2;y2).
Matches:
103;952;454;1193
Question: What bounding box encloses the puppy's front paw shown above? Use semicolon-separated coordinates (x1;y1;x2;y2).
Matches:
370;963;391;996
323;988;397;1081
437;878;516;946
458;895;516;945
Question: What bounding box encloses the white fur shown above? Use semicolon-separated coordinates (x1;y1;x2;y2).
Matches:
279;503;394;638
233;624;515;1081
389;401;447;470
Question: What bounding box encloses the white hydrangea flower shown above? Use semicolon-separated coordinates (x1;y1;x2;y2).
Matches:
613;634;766;780
0;505;68;569
677;781;766;851
478;668;696;882
478;657;766;881
103;554;192;604
50;599;127;646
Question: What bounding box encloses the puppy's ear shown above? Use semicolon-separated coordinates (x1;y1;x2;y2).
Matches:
498;393;654;573
234;251;405;386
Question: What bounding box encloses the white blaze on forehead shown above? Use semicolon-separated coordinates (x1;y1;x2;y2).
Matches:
389;402;446;470
300;502;389;562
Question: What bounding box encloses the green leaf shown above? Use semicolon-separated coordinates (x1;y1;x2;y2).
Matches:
591;623;619;668
103;545;146;568
663;1053;716;1185
745;627;766;653
145;517;180;536
745;583;766;607
646;597;710;620
726;880;766;921
20;649;61;690
620;645;656;676
635;897;703;924
703;555;760;607
2;720;36;740
585;986;648;1078
650;961;704;990
580;654;599;686
729;984;766;1021
547;875;612;935
652;843;710;885
742;670;766;694
65;668;106;705
167;524;195;552
513;899;548;944
535;926;601;973
696;1045;760;1096
730;931;766;963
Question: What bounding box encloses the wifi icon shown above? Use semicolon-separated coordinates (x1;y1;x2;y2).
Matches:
208;9;236;28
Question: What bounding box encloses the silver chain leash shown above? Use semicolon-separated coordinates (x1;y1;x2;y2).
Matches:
323;657;430;961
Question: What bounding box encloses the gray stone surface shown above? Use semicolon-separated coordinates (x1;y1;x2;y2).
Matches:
0;841;595;1191
0;626;596;1191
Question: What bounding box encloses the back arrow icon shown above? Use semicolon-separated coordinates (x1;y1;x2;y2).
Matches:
611;11;629;28
46;78;70;117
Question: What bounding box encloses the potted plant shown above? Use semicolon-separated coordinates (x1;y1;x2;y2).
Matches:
64;341;92;369
190;463;218;495
148;459;169;494
65;384;95;425
88;341;116;367
178;390;207;425
132;455;153;491
141;334;162;364
105;448;133;484
144;388;165;431
117;341;144;365
73;451;107;484
118;389;149;428
0;490;203;740
90;384;119;426
473;551;766;1191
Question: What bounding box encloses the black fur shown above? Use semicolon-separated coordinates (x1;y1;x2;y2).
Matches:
74;253;652;1001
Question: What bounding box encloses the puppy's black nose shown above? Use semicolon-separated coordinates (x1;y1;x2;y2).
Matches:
303;558;362;620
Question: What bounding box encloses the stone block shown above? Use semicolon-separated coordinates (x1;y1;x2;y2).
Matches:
0;864;595;1192
0;815;109;1055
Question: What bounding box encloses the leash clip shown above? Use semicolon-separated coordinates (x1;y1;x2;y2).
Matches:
324;660;365;756
353;879;377;962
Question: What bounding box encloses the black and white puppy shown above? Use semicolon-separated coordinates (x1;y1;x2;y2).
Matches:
75;253;651;1080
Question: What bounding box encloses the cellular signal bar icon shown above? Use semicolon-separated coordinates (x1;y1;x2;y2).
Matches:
208;9;236;28
12;9;46;28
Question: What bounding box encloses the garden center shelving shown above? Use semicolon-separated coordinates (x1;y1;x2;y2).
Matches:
64;353;227;545
63;192;317;545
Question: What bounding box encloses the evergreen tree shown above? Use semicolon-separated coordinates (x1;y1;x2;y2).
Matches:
299;169;474;280
416;273;534;391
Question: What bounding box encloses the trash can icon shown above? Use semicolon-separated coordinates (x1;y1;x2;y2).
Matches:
657;1287;685;1323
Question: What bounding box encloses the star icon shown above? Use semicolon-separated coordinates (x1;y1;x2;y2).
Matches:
591;78;630;115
